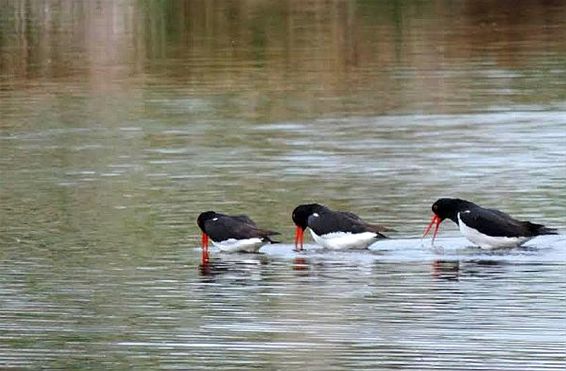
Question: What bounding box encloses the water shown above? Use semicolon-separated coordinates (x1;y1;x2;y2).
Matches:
1;0;565;369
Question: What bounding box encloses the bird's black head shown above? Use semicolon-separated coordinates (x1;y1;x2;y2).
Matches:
423;198;474;243
197;211;217;232
292;203;325;230
431;198;473;223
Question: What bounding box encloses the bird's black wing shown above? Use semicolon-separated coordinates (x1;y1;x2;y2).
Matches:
204;215;279;242
233;214;257;226
459;207;533;237
342;211;393;233
308;210;386;237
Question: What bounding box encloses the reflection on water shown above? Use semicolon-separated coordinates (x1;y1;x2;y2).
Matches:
1;0;566;369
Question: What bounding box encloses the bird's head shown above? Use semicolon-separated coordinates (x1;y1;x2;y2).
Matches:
196;210;217;232
423;198;471;243
292;203;325;250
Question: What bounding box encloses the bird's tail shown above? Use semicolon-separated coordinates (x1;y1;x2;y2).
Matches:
366;224;392;238
526;222;558;236
376;232;388;239
367;223;395;233
264;237;281;244
260;230;281;244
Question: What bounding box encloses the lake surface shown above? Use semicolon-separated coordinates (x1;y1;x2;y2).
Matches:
1;0;565;369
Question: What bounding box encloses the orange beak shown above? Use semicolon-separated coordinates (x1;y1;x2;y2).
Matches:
422;214;442;245
201;232;209;264
294;226;304;251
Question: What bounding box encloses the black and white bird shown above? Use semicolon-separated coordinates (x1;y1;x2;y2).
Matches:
423;198;557;248
292;203;389;250
197;211;279;253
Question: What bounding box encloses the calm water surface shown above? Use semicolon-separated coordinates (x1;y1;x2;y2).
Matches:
1;1;565;369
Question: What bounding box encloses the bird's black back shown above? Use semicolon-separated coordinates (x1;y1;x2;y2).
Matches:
307;209;386;238
458;205;557;238
203;214;279;242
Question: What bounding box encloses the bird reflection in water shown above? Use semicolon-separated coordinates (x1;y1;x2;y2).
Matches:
198;254;268;279
431;260;460;281
432;259;509;280
198;257;227;277
292;257;310;274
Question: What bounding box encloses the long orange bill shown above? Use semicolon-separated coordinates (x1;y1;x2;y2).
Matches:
201;233;209;264
294;226;304;251
422;215;442;245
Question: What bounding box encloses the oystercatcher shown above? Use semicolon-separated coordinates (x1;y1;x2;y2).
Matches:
197;211;280;258
423;198;558;248
292;203;389;250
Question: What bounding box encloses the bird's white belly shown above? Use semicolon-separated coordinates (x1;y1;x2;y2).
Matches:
212;238;264;253
457;213;529;249
310;230;377;250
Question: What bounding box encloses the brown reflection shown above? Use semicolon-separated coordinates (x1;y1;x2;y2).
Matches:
461;0;566;66
2;0;566;116
0;1;143;88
